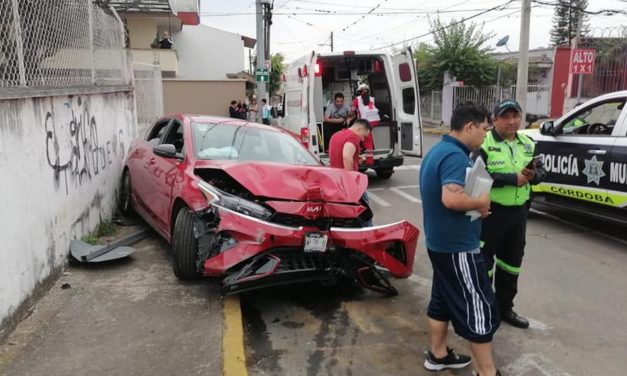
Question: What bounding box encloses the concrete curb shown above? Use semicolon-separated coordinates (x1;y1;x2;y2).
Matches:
223;295;248;376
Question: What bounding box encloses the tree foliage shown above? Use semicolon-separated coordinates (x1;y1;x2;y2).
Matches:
269;53;285;96
414;18;497;93
549;0;590;47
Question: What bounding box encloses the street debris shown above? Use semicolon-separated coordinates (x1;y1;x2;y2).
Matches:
69;228;149;263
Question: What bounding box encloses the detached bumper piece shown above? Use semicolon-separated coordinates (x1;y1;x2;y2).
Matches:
222;248;400;296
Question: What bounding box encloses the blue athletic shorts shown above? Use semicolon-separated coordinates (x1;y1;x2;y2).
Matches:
427;249;500;343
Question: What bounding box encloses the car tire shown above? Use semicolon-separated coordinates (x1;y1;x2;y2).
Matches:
172;208;202;280
375;168;394;179
119;169;135;217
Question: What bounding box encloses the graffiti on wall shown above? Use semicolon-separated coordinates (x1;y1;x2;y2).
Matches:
45;96;126;194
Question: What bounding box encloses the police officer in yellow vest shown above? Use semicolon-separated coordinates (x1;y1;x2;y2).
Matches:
476;99;545;329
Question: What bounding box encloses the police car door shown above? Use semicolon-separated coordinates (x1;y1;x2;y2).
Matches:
392;48;422;156
534;98;626;207
606;100;627;209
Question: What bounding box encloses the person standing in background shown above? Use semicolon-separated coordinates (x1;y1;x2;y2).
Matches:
261;99;272;125
248;99;258;122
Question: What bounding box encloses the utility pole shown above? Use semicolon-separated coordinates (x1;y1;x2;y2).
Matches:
319;32;334;52
515;0;531;126
330;32;334;52
256;0;267;118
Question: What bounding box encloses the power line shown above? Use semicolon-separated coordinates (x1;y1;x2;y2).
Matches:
530;0;627;15
370;0;517;49
198;5;527;17
370;6;522;50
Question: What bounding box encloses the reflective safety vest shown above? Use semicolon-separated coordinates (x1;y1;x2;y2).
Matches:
481;129;535;206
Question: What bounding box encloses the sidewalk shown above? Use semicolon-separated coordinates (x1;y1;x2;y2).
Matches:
422;118;449;136
0;226;223;376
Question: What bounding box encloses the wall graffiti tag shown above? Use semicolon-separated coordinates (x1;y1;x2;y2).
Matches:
45;96;125;194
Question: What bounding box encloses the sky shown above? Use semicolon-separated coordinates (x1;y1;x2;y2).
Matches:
198;0;627;62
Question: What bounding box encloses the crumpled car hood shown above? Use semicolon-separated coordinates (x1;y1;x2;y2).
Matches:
194;161;368;203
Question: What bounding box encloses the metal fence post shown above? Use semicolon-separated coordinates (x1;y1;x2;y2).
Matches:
10;0;27;86
110;6;130;85
430;91;435;120
87;1;96;84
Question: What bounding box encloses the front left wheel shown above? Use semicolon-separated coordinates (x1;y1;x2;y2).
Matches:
172;208;202;280
118;169;135;217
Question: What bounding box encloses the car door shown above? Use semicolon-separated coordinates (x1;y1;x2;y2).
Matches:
147;118;186;235
606;103;627;209
392;47;422;157
534;98;626;207
129;118;172;219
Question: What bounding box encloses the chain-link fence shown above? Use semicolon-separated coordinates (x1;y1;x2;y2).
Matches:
0;0;129;90
133;63;163;137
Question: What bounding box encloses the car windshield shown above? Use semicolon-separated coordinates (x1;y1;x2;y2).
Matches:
192;122;319;165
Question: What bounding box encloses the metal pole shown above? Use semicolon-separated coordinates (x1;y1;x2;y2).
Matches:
256;0;267;117
248;49;253;75
330;32;334;52
265;3;271;59
10;0;27;86
575;8;584;103
87;2;96;84
515;0;531;126
430;91;435;119
110;6;130;85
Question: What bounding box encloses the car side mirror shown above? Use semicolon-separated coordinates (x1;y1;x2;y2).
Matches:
539;121;555;136
153;143;177;158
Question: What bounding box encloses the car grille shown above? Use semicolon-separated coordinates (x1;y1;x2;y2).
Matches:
269;213;364;229
271;249;334;272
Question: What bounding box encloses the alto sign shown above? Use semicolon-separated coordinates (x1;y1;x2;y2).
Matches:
570;49;595;75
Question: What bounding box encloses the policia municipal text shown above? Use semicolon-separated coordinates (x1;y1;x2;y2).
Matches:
475;100;546;329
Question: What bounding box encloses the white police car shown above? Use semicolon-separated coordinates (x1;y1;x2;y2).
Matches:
527;90;627;224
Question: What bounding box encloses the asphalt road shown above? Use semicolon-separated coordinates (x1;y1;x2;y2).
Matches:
242;134;627;376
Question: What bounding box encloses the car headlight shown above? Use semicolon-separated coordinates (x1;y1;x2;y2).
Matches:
198;180;272;220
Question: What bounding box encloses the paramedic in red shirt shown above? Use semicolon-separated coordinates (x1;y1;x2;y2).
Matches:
328;119;373;226
352;84;380;165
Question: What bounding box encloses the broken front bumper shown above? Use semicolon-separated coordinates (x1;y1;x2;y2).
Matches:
202;205;419;294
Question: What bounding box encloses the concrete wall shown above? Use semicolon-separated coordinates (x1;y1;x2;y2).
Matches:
126;17;158;49
0;91;136;338
131;49;179;74
162;79;245;117
173;25;245;80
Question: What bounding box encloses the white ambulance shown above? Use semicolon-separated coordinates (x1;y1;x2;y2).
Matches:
278;48;422;179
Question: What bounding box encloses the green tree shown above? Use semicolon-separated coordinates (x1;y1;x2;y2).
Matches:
549;0;590;47
415;18;497;93
269;53;285;96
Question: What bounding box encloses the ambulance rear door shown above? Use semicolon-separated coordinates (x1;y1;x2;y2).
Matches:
391;47;422;157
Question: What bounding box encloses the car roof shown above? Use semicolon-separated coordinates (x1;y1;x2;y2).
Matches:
586;90;627;103
161;114;283;133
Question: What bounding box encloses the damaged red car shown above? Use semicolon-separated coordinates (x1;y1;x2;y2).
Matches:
120;114;419;295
